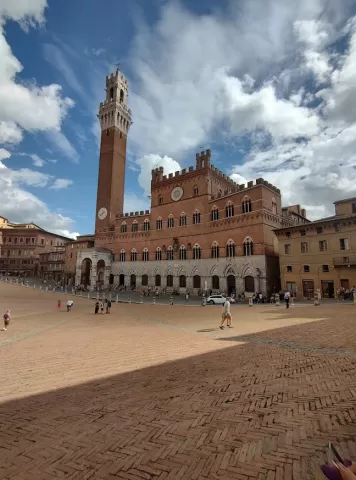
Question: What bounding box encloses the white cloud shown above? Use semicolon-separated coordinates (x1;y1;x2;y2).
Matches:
126;0;356;219
50;178;73;190
0;1;76;158
0;152;77;235
136;154;181;196
0;120;23;144
0;148;10;161
19;152;45;167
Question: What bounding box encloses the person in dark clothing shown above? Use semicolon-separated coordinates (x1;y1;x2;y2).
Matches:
94;301;99;314
106;300;111;314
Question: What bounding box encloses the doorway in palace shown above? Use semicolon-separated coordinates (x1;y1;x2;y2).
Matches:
227;275;236;296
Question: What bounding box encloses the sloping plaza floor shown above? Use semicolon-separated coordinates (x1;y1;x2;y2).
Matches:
0;284;356;479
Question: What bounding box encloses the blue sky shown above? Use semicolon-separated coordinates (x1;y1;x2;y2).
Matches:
1;0;356;237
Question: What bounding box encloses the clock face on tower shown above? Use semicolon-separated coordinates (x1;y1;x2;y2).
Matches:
171;187;183;201
98;207;108;220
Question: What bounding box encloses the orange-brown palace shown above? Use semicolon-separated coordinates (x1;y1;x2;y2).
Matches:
75;69;307;295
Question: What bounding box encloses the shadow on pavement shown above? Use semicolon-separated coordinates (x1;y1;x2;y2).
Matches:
1;324;355;479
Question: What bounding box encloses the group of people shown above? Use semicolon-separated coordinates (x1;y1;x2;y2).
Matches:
94;299;112;314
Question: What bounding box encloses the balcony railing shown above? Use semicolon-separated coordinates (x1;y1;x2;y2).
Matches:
333;256;356;266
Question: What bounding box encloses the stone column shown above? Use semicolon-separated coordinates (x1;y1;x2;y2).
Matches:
90;266;97;288
104;266;111;286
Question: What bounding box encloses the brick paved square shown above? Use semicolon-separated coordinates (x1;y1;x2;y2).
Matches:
0;283;356;479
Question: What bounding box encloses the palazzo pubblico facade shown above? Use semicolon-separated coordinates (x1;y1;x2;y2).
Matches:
75;69;306;296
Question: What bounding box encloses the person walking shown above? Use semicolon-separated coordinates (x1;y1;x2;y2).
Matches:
284;290;291;309
57;299;61;311
1;310;11;331
67;299;73;312
100;301;104;314
94;301;99;314
220;298;232;329
106;299;111;314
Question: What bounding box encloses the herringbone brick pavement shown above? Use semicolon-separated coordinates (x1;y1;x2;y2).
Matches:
0;284;356;479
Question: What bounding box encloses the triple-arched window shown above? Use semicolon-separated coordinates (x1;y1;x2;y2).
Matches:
226;240;235;258
211;241;219;258
243;237;254;256
193;244;201;260
226;201;234;218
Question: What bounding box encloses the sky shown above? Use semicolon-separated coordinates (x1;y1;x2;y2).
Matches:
1;0;356;238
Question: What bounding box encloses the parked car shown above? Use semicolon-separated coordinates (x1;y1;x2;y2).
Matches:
206;295;235;305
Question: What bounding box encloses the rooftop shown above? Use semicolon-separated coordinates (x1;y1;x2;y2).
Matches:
334;197;356;205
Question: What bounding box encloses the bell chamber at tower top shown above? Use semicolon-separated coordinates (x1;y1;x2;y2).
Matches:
98;69;132;134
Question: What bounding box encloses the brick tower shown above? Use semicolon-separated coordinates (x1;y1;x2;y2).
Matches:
95;69;132;232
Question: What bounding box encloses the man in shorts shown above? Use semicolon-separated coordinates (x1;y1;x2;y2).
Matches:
220;298;232;329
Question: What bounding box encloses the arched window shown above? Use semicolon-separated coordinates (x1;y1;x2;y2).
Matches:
179;245;187;260
166;246;174;261
242;197;252;213
243;237;254;256
193;186;199;196
167;274;173;287
142;274;148;286
120;89;124;103
180;213;187;226
155;274;161;287
158;196;163;205
193;244;201;260
119;249;125;262
142;248;149;261
226;201;234;218
193;210;201;225
143;219;150;232
120;222;127;233
156;247;162;261
211;207;219;221
109;87;114;100
156;217;163;230
211;242;219;259
167;215;174;228
132;221;138;232
226;240;235;258
131;249;137;261
272;198;277;215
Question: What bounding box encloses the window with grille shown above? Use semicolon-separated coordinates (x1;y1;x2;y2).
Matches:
211;244;219;258
211;208;219;221
319;240;327;252
193;245;201;260
226;203;234;218
193;212;200;224
226;241;235;257
244;240;253;256
179;247;187;260
180;214;187;226
242;199;252;213
284;244;291;254
301;242;308;253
